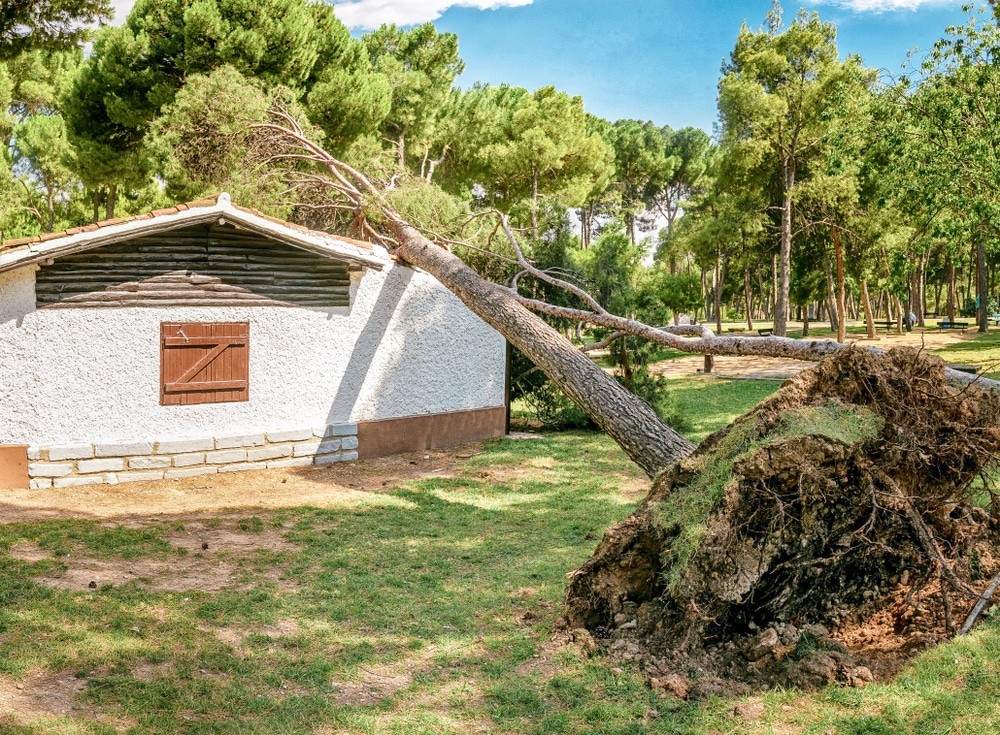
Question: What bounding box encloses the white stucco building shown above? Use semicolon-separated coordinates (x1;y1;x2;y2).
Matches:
0;194;507;489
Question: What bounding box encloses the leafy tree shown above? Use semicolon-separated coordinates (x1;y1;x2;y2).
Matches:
650;126;712;237
62;0;386;216
718;3;864;335
896;5;1000;332
473;85;614;237
0;0;110;58
608;119;669;244
364;23;464;172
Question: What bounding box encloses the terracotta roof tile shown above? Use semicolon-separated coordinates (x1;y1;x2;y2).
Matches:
0;193;377;258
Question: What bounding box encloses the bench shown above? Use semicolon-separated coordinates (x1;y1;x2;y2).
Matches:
757;328;773;337
951;364;981;375
937;321;970;332
875;320;900;332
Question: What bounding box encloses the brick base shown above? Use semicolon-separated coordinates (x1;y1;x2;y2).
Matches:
27;424;358;489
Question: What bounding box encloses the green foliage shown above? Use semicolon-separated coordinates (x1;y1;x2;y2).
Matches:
148;66;277;202
0;0;111;59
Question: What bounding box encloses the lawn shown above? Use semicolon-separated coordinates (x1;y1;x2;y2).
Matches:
932;329;1000;379
2;382;999;734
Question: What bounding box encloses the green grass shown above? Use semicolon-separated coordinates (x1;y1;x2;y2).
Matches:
933;329;1000;379
2;384;998;734
664;375;783;442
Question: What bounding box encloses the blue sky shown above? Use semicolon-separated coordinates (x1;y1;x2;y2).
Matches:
110;1;980;133
332;0;976;133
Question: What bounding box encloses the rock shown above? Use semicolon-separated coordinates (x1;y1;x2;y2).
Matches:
650;673;690;699
570;628;596;653
746;627;781;661
786;653;840;689
847;666;875;687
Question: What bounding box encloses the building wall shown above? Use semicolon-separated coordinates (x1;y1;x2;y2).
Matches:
0;258;506;455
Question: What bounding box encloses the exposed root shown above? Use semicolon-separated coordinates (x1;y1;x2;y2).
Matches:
563;347;1000;696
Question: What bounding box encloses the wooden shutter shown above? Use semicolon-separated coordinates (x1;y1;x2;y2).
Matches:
160;322;249;405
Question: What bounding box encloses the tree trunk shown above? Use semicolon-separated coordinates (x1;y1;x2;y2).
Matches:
396;131;406;172
744;267;754;332
977;235;988;333
823;254;839;334
105;183;117;220
714;250;723;335
531;170;540;239
832;228;847;343
861;278;876;339
388;222;694;477
948;255;957;322
918;251;928;327
774;158;795;337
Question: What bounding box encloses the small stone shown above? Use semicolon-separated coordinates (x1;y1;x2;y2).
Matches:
201;542;209;550
88;580;97;589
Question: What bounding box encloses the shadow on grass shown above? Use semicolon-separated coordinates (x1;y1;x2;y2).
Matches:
0;433;710;735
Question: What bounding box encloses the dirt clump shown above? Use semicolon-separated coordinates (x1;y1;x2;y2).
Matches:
564;347;1000;696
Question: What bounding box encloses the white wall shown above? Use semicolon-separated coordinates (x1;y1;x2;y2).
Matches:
0;259;505;446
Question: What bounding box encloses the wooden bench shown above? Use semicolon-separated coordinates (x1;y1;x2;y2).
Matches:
937;321;970;332
875;320;900;332
757;328;773;337
951;364;981;375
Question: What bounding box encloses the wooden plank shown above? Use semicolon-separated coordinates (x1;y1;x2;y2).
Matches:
163;336;246;347
163;379;248;393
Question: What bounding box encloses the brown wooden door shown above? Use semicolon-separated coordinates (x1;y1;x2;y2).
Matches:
160;322;249;405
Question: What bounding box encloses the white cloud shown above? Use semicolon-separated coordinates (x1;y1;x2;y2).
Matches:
333;0;534;30
813;0;960;11
110;0;136;24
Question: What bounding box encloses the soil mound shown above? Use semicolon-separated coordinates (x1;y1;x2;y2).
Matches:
564;347;1000;696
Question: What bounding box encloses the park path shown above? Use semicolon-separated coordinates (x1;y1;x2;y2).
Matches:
650;326;977;381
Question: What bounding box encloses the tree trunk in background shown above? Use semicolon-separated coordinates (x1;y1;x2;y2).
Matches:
977;236;988;333
948;255;957;322
861;279;876;339
918;251;928;327
531;171;540;239
744;267;754;332
396;131;406;172
832;229;847;343
388;222;694;478
702;268;711;322
772;255;779;324
823;255;838;334
714;250;723;335
774;158;795;336
105;183;117;220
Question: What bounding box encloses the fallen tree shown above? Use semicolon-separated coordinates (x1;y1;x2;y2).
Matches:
247;109;998;480
229;109;1000;687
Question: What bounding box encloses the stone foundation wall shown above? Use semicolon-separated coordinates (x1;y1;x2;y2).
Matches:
27;424;358;489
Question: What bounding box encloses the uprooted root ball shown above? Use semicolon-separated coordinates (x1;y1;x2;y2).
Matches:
563;347;1000;697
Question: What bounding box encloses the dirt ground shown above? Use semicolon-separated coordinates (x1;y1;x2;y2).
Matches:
0;443;493;523
652;324;980;380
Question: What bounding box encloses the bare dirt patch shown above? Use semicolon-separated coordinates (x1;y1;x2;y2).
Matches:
0;444;496;523
29;518;299;593
0;669;89;725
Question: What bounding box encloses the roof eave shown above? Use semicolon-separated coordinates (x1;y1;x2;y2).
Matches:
0;200;387;275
